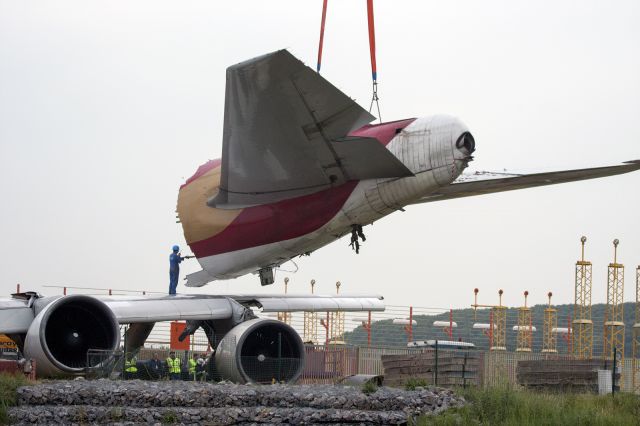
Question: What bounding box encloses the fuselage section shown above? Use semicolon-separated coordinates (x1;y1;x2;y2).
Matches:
177;115;474;285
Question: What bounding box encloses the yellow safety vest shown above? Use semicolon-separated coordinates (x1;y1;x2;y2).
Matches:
125;357;137;373
167;357;181;374
188;359;197;374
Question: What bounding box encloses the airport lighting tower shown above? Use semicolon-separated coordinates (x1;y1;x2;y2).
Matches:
471;288;506;351
632;265;639;393
329;281;346;344
542;292;558;353
573;236;593;359
603;239;624;380
277;277;292;325
492;290;507;351
516;291;533;352
303;279;318;344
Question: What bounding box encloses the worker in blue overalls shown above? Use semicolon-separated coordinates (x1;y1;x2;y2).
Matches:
169;245;191;295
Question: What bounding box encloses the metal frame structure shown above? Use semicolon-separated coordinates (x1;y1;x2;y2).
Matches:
516;291;533;352
573;236;593;359
276;277;292;325
329;282;346;344
542;292;558;353
471;288;507;351
491;290;507;351
303;280;318;344
603;239;625;387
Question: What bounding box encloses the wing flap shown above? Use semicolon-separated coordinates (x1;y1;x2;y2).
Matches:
411;160;640;204
230;294;385;312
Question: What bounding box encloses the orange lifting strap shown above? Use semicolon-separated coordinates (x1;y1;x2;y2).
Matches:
315;0;381;120
316;0;328;73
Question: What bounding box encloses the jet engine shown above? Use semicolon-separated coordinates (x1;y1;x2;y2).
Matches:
24;295;120;377
215;318;305;384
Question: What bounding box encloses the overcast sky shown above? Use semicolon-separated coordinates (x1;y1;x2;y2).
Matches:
1;1;639;310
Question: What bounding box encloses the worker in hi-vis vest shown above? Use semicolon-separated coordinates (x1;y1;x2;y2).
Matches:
188;353;198;380
124;355;138;379
166;351;182;380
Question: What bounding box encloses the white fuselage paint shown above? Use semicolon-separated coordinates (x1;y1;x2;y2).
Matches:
187;115;472;286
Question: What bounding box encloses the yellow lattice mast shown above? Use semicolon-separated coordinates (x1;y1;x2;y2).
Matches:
329;281;346;344
573;236;593;359
542;292;558;353
632;265;639;393
277;277;292;325
516;291;533;352
603;239;625;380
303;279;318;344
491;290;507;351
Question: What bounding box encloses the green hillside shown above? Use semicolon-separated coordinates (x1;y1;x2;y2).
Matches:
344;302;638;357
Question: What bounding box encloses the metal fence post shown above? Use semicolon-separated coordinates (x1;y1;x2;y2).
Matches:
122;325;128;380
462;351;467;389
434;340;438;386
612;346;617;396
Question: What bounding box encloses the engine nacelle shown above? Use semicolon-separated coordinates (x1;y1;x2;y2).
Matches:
215;318;304;384
24;295;120;377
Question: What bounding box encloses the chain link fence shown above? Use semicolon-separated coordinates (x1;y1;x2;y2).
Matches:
41;286;640;392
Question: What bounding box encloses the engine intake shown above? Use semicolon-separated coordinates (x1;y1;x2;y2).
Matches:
24;295;120;377
215;318;304;384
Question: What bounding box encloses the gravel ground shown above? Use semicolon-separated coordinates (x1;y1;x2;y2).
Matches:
8;379;465;425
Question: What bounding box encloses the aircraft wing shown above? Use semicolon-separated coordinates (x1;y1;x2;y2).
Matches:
210;49;413;209
410;160;640;204
0;293;385;332
101;294;384;323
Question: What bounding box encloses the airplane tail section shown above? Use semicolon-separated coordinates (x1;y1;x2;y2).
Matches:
210;50;412;209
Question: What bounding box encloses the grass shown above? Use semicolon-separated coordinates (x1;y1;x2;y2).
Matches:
416;386;640;426
361;380;379;395
161;409;179;424
405;378;429;391
0;373;29;424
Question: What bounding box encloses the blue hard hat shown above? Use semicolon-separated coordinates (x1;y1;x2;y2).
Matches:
172;245;179;252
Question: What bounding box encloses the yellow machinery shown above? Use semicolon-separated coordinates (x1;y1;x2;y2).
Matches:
516;291;533;352
632;265;639;394
303;279;318;343
573;236;593;359
277;277;292;325
603;239;625;387
0;334;17;351
542;292;558;353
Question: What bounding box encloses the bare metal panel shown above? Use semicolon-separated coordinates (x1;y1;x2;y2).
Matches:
210;50;410;208
102;296;235;323
0;298;33;334
412;160;640;204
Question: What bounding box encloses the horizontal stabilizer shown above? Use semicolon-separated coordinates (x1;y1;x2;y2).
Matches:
331;137;413;180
